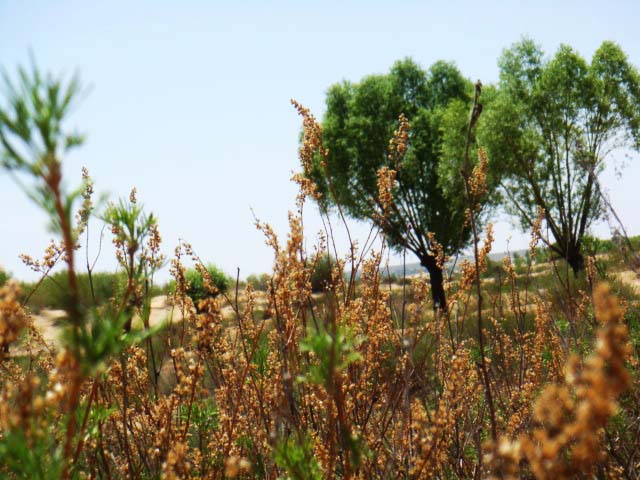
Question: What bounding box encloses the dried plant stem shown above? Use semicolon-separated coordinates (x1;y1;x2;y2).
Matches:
48;160;86;480
461;80;497;443
48;167;81;326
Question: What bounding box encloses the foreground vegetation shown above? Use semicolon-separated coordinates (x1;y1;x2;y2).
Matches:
1;47;640;479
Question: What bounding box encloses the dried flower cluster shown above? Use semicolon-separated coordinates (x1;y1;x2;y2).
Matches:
388;113;410;165
290;99;324;202
376;166;397;216
468;147;489;199
0;281;28;353
486;284;632;479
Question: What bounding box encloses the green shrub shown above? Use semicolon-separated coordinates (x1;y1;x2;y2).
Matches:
0;269;9;288
583;235;615;256
274;433;323;480
513;252;526;275
310;254;340;293
246;273;270;291
21;271;127;312
185;264;230;308
482;256;502;280
534;246;551;263
382;272;400;285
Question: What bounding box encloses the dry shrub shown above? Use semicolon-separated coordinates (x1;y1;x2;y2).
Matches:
0;100;638;480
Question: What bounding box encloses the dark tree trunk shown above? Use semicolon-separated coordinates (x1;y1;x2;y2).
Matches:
420;254;447;312
567;249;585;277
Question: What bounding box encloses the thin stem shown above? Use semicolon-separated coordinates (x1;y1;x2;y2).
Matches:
460;81;498;443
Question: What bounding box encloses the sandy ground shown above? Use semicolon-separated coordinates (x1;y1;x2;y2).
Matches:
22;291;271;352
615;270;640;291
31;309;67;345
14;295;186;353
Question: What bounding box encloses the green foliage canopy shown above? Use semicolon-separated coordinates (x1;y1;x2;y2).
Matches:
313;59;472;255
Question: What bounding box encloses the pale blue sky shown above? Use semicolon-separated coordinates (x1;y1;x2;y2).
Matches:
1;1;640;281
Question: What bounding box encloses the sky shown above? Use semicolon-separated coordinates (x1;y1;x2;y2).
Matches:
1;0;640;282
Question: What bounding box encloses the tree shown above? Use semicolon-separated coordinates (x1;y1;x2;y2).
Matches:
309;58;476;309
480;39;640;275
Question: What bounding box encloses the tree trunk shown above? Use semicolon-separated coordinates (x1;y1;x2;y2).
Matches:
567;249;585;277
420;254;447;312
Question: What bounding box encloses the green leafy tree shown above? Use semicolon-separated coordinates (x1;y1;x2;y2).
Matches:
480;39;640;275
310;58;476;309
